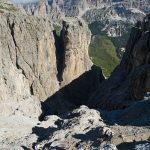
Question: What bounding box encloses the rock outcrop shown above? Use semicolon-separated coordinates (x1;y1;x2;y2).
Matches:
17;0;64;23
1;2;150;150
0;2;59;117
32;106;114;150
60;18;93;87
0;2;104;117
40;18;105;116
88;14;150;110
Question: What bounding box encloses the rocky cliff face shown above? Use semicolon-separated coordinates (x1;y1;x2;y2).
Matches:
40;18;104;116
1;4;58;100
60;18;93;87
88;14;150;110
0;2;104;117
15;0;149;34
0;2;60;117
17;0;64;23
15;0;149;64
56;0;149;37
0;3;107;149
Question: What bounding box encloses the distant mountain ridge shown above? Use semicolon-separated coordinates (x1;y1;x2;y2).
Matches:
14;0;150;36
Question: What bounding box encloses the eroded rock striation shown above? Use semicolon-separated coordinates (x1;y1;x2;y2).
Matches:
0;2;59;118
60;18;93;87
0;2;104;117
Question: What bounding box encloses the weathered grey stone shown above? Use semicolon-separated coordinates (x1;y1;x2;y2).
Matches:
0;2;59;117
134;143;150;150
37;105;112;150
40;18;105;117
60;17;93;87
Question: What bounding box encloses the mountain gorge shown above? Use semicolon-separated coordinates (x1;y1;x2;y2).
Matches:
0;0;150;150
16;0;150;76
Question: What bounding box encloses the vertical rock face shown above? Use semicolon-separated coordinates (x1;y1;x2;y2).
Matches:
0;3;106;148
88;14;150;110
34;0;48;17
0;3;59;117
40;18;105;116
18;0;65;23
15;0;48;17
60;18;93;87
0;3;105;117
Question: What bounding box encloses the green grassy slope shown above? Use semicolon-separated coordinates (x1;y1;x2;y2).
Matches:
88;21;132;77
89;35;120;77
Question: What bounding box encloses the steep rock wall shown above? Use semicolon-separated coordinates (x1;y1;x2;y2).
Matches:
60;18;93;87
0;3;104;117
0;3;59;117
88;14;150;110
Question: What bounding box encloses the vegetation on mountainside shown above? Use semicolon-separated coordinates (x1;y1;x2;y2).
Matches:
88;21;131;77
53;24;61;36
111;26;131;58
89;21;131;57
89;35;120;77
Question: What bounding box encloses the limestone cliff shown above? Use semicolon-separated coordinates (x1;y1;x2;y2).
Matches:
40;18;105;116
1;3;150;149
0;2;104;118
60;18;93;87
0;2;59;117
0;3;106;148
18;0;64;23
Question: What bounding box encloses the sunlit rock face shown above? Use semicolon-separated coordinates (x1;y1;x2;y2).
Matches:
0;1;104;117
0;2;59;117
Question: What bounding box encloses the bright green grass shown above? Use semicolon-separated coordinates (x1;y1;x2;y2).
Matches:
89;35;120;77
53;24;61;36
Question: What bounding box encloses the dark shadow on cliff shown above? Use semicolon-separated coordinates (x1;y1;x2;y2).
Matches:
21;146;30;150
32;126;57;142
53;30;64;82
117;141;150;150
38;63;150;127
39;65;105;121
72;127;111;147
50;20;150;127
39;63;150;127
